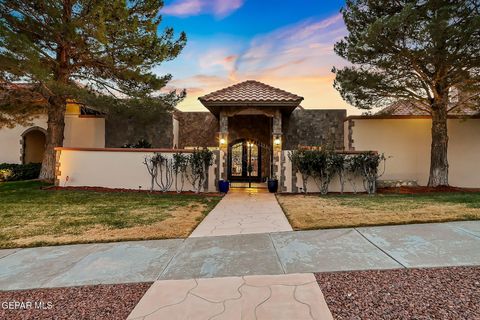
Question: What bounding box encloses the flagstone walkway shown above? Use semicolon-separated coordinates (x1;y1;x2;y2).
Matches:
190;188;292;237
127;273;333;320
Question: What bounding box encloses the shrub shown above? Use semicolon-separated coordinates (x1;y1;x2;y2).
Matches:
350;152;386;194
143;153;174;192
122;139;152;148
289;148;386;194
173;153;189;193
188;148;214;193
310;150;335;195
289;150;313;193
329;153;348;194
0;163;42;182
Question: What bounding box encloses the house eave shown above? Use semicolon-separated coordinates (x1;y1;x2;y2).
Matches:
344;114;480;121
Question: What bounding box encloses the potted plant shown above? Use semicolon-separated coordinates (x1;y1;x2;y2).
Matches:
267;176;278;193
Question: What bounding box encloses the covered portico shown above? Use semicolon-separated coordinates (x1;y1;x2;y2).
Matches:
199;80;303;184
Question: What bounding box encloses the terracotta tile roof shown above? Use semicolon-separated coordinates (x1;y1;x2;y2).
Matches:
375;101;431;116
376;100;479;116
0;82;104;115
199;80;303;105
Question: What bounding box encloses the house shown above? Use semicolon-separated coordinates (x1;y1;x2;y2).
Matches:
2;80;479;190
1;80;346;184
0;100;105;164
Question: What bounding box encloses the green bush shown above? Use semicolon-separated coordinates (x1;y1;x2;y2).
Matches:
0;163;42;182
122;139;152;148
289;149;385;194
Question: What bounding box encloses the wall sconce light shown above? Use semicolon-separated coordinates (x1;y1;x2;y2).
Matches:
274;137;281;146
219;138;226;145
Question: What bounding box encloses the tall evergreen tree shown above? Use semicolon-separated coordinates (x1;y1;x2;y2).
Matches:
0;0;186;180
334;0;480;186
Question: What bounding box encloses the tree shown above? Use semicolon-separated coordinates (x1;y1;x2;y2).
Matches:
0;1;186;180
333;0;480;186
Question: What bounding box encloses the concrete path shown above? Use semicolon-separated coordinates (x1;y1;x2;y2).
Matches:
127;273;333;320
0;221;479;291
190;189;292;237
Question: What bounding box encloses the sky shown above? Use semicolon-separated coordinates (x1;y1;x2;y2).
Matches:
156;0;357;114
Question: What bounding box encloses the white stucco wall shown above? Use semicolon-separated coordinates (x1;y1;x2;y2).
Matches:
0;114;105;164
0;115;47;164
347;118;480;188
56;149;218;192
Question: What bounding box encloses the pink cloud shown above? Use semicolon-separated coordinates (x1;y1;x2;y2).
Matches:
212;0;244;17
233;13;347;78
162;0;202;16
162;0;244;18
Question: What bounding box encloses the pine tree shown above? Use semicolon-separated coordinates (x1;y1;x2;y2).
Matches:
334;0;480;186
0;0;186;180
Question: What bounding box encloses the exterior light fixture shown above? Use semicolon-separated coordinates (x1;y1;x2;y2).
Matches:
274;137;281;145
219;138;226;145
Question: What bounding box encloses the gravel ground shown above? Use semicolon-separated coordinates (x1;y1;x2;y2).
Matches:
0;282;151;320
316;267;480;320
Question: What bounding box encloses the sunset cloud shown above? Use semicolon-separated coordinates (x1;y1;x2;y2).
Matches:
158;13;357;113
233;14;347;79
162;0;244;18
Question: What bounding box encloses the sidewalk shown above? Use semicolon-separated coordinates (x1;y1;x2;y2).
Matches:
1;221;479;291
190;188;292;237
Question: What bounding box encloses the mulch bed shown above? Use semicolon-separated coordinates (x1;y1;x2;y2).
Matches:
378;186;480;194
316;267;480;320
43;185;224;197
0;282;151;320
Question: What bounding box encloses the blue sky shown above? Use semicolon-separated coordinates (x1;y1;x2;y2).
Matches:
156;0;355;113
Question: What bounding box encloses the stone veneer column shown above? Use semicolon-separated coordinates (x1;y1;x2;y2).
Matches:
219;111;229;180
272;109;283;187
54;149;62;186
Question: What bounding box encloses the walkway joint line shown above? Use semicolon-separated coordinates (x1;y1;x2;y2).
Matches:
353;228;407;269
453;226;480;240
268;233;287;274
157;239;187;280
0;249;21;261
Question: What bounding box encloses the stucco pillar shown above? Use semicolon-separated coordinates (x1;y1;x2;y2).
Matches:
219;111;228;180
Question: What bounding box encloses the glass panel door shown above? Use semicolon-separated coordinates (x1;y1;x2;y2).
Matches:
228;140;262;181
231;142;243;177
246;143;258;177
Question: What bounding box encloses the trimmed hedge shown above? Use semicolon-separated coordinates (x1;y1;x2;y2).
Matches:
0;163;42;182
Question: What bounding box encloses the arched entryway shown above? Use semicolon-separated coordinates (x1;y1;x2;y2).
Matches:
21;127;47;164
228;139;263;182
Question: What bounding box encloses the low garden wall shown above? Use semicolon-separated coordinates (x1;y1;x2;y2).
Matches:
54;148;219;193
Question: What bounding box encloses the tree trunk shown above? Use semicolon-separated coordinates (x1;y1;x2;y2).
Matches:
428;101;449;187
38;1;72;182
39;98;66;181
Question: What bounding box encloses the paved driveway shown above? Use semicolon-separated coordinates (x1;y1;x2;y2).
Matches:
0;221;479;291
190;189;292;237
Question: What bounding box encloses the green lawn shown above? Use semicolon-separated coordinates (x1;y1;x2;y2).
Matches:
0;181;221;249
277;192;480;230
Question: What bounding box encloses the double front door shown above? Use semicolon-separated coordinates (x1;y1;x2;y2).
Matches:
228;139;262;181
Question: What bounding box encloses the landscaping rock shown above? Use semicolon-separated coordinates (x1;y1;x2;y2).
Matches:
316;267;480;320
